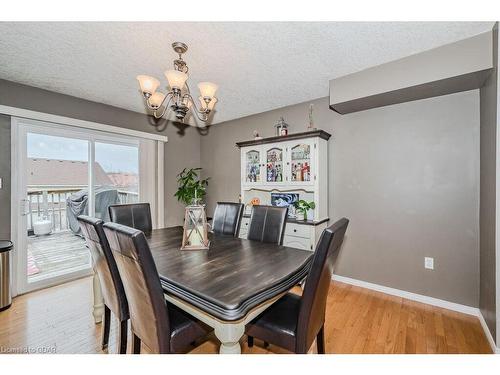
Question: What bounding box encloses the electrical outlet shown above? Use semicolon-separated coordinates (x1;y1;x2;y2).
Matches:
424;257;434;270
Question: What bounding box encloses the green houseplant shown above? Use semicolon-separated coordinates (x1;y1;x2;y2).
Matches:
293;200;316;221
174;167;210;206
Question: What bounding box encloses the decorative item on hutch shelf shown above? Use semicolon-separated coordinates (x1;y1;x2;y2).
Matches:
253;130;263;140
308;104;316;130
290;144;311;182
293;200;316;221
136;42;218;125
274;117;289;136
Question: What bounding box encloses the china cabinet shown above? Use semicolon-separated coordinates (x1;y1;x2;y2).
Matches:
236;130;331;251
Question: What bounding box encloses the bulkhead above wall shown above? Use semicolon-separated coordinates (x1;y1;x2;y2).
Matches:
329;30;494;114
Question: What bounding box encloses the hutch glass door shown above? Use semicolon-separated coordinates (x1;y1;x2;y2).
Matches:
265;147;283;183
289;142;313;183
244;148;262;183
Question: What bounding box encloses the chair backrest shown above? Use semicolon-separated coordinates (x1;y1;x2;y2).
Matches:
108;203;152;233
296;218;349;353
77;215;129;321
247;205;288;245
103;221;171;353
212;202;244;237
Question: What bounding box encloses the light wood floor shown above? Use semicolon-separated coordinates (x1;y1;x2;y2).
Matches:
0;277;491;354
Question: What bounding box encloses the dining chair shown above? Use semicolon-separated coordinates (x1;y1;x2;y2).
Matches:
247;205;288;245
77;215;129;354
108;203;152;233
245;217;349;354
102;222;211;354
212;202;244;237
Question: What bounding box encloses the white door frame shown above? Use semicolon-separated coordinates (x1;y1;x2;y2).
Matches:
11;116;164;295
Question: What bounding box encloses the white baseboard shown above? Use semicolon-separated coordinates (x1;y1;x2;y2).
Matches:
477;311;500;354
332;274;499;353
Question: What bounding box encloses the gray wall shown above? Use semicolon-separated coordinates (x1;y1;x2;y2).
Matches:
479;24;498;343
0;115;11;239
0;79;202;230
200;90;480;307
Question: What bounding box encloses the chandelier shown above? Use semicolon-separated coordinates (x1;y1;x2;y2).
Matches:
136;42;218;123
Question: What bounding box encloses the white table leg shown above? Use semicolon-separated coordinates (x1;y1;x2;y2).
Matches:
92;272;104;324
214;323;245;354
164;292;285;354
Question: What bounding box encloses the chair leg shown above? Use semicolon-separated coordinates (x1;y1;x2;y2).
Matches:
118;320;128;354
101;305;111;350
247;336;254;348
317;325;325;354
132;333;141;354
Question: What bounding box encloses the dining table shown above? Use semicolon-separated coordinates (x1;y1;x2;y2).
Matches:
92;226;314;354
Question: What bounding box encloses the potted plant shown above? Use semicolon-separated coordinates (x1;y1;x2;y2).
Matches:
174;167;210;206
293;200;315;221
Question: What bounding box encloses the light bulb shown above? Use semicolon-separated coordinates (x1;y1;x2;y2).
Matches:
198;82;218;99
164;70;188;90
149;92;165;109
199;96;218;111
136;75;160;96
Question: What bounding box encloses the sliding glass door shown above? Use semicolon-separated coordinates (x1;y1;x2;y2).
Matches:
94;141;139;220
25;132;91;285
14;119;140;293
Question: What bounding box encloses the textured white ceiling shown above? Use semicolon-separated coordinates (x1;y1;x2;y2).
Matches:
0;22;494;125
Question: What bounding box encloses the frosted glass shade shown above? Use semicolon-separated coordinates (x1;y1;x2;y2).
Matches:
165;69;188;89
199;96;218;111
136;75;160;95
149;92;165;108
198;82;218;99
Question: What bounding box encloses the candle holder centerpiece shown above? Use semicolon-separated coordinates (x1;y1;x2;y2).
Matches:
181;201;210;250
175;168;210;250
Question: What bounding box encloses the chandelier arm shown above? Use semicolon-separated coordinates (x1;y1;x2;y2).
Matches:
152;94;174;119
183;92;209;116
146;91;173;111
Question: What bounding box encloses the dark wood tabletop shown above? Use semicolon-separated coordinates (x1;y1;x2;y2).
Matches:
146;226;313;321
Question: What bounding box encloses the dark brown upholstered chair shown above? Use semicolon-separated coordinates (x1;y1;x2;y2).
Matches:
108;203;152;233
77;215;129;354
247;205;288;245
102;222;211;354
212;202;244;237
246;218;349;354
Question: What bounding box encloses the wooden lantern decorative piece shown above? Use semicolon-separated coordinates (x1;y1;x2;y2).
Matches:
181;204;210;250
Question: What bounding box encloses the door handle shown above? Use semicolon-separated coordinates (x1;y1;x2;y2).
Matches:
20;198;30;216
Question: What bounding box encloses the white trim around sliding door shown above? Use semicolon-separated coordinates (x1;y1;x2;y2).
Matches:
157;142;165;228
10;115;166;294
0;105;168;142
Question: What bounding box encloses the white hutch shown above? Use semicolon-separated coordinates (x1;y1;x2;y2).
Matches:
236;130;331;251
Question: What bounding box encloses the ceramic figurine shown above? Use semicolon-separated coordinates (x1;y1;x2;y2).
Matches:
274;117;289;136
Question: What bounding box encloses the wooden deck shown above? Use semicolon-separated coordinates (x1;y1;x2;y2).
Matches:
27;230;90;281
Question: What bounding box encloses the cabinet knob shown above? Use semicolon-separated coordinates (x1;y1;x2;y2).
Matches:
293;229;297;233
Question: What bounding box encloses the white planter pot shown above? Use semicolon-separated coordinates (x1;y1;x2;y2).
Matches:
33;219;52;236
295;212;306;221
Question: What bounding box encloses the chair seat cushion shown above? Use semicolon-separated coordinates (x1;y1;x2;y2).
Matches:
169;304;211;353
245;292;301;352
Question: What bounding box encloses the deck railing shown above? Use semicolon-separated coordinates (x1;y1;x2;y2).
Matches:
27;187;138;233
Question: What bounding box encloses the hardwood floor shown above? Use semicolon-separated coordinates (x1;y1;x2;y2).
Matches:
0;277;491;354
